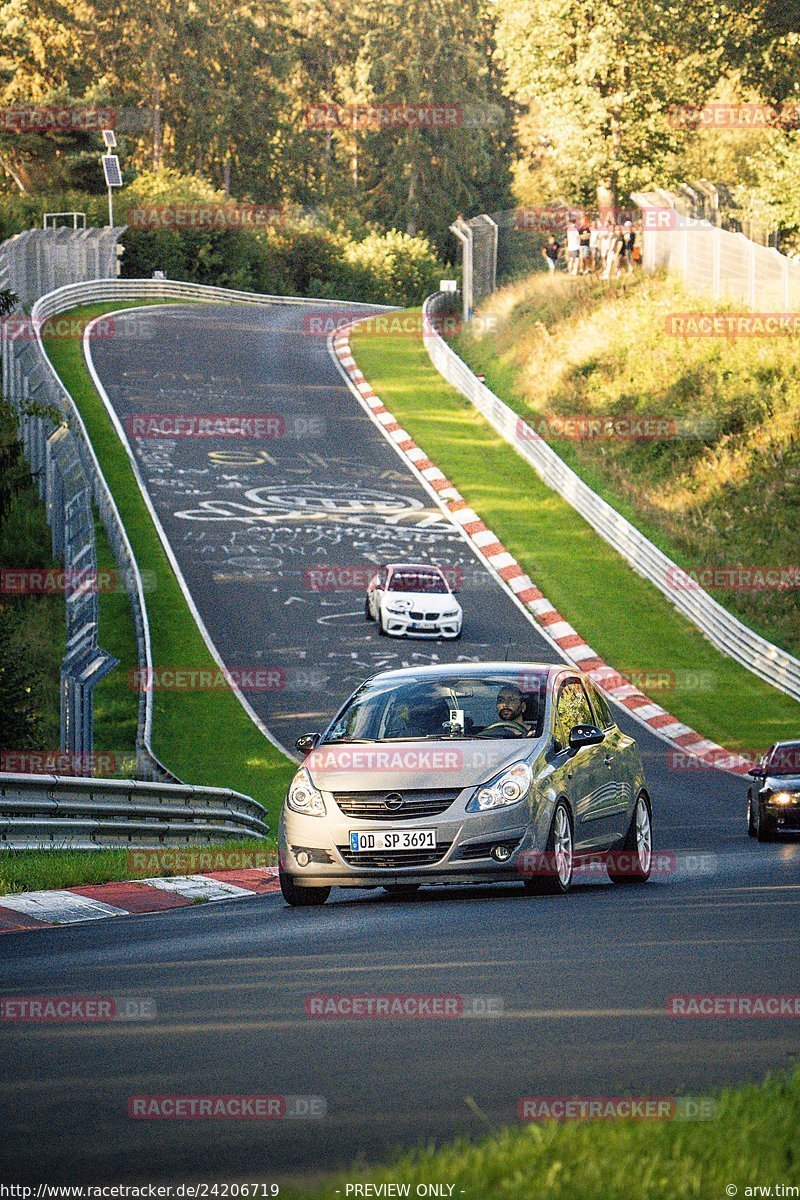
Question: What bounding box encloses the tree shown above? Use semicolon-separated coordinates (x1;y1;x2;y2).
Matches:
494;0;744;209
357;0;514;246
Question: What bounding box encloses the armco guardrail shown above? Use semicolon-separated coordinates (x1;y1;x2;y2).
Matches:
0;772;269;849
422;292;800;703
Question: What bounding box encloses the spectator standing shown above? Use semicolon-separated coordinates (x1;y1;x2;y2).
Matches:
602;224;624;279
566;221;580;275
578;218;592;273
589;220;602;272
622;221;636;274
542;237;561;272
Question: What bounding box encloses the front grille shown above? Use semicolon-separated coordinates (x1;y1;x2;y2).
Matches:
333;789;460;821
338;844;452;869
409;611;443;622
459;836;523;861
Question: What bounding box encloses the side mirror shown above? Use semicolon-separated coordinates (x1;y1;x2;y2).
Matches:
295;733;320;756
568;724;605;751
748;766;766;779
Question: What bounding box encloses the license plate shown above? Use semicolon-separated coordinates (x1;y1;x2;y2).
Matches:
349;829;437;852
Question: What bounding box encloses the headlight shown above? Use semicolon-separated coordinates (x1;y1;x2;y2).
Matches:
467;761;533;812
771;791;794;805
440;608;460;618
286;767;326;817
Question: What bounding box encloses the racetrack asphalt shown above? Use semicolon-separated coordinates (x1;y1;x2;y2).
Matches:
0;301;796;1185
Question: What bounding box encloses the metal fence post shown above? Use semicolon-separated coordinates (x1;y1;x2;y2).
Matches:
449;219;473;322
713;228;722;302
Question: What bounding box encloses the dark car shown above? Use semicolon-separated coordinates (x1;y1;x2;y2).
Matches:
747;741;800;841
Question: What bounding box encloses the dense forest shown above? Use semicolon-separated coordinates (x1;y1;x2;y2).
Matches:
0;0;799;258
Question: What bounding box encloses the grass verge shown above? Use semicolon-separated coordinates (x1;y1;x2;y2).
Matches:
92;510;138;768
454;270;800;657
0;399;64;755
352;313;800;752
283;1069;799;1200
0;839;278;895
42;301;295;823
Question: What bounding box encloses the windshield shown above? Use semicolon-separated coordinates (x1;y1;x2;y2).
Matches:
388;569;448;594
767;743;800;776
323;671;548;742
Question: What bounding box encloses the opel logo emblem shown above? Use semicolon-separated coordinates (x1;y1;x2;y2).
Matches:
384;793;404;811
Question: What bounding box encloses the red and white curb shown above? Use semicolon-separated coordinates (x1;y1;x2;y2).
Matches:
330;325;751;777
0;868;279;934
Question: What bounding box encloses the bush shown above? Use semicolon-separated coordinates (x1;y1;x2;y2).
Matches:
1;167;447;306
122;218;444;306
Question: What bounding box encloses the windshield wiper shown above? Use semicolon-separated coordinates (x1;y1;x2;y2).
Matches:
321;738;373;745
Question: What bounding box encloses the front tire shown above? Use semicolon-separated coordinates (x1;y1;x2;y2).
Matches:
523;799;573;895
279;868;330;907
364;597;373;621
747;791;757;838
608;793;652;884
755;801;776;843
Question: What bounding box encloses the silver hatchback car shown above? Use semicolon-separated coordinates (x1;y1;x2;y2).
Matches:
278;662;652;905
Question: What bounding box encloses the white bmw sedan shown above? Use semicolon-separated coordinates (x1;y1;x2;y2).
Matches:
365;563;462;639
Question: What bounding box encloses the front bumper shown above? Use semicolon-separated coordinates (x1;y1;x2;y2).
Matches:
765;795;800;831
279;798;539;888
381;609;462;638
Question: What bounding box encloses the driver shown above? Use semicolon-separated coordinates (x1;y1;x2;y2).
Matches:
495;684;530;735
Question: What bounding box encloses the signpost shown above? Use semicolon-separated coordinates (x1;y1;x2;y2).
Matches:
101;151;122;227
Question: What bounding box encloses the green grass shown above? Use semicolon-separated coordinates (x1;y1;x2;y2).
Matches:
454;270;800;657
352;313;800;753
42;301;295;823
92;511;138;767
283;1069;800;1200
0;399;64;755
0;838;278;895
